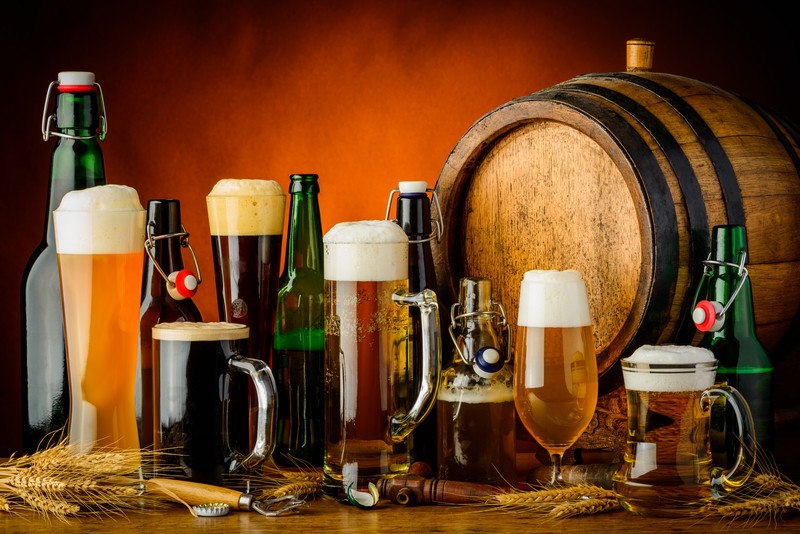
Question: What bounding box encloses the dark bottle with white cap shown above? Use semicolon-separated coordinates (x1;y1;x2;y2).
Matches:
137;199;203;450
437;277;515;485
21;72;107;453
388;180;443;470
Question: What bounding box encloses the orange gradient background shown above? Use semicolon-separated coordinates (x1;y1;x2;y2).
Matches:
1;0;798;457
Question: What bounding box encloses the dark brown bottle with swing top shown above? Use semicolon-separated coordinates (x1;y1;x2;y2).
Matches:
137;199;202;449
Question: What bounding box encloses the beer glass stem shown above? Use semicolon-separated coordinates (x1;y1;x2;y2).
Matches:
550;453;564;486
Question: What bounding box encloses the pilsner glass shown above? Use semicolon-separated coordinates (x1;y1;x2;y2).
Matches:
322;220;441;504
54;184;145;453
514;269;598;485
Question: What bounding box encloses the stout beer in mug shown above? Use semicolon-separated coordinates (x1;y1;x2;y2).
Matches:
54;185;145;452
322;220;441;502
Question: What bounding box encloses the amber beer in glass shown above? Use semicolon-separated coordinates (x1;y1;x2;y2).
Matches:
323;220;441;501
514;270;598;484
54;185;145;452
613;345;756;517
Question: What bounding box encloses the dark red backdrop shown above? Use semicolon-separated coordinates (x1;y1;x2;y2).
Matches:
1;0;798;457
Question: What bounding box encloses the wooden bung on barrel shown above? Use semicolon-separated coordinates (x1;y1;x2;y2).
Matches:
433;39;800;457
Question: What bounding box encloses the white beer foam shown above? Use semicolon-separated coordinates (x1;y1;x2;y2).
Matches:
324;220;408;281
438;381;514;403
622;345;716;392
152;321;249;341
206;178;286;236
54;185;145;254
517;270;592;327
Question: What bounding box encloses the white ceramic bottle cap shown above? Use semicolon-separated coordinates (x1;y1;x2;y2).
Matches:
398;181;428;194
58;71;95;86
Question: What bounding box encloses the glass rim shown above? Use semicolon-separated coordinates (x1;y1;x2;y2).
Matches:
620;359;717;372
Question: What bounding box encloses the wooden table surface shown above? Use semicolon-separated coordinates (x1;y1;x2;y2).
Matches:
3;495;798;533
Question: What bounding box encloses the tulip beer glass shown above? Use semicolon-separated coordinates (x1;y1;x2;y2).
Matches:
322;220;441;502
54;184;145;452
613;345;756;517
514;270;598;485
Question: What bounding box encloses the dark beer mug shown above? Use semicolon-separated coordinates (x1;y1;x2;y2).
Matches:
152;322;277;485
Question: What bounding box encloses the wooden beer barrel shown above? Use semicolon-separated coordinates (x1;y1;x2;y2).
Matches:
433;40;800;396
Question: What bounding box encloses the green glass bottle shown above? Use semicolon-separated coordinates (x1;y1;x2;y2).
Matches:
692;224;773;463
272;174;324;466
21;72;107;452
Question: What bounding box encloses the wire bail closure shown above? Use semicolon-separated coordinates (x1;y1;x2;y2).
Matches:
691;251;749;332
448;300;512;366
145;222;203;300
41;79;108;142
384;186;445;243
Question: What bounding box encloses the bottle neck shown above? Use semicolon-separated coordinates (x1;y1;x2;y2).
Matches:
143;201;186;299
282;179;323;276
704;225;758;341
43;90;105;245
396;193;432;238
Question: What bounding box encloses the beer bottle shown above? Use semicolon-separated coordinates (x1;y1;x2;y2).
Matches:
272;174;325;466
137;199;202;449
21;72;107;453
437;277;515;485
692;224;773;463
388;181;444;469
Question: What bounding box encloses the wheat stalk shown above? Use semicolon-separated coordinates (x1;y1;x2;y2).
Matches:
267;479;322;499
549;497;619;519
490;484;615;506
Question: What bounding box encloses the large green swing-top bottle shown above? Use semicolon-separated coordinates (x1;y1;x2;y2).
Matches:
692;224;773;463
21;72;107;452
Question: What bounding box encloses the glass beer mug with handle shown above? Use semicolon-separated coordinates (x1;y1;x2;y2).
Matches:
514;269;599;486
613;345;757;517
322;220;441;506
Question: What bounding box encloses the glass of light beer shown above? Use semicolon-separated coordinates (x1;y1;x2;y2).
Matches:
54;184;145;453
514;269;598;485
322;220;441;503
613;345;756;517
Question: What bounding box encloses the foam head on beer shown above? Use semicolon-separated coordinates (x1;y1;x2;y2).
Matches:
54;184;145;254
517;269;592;327
206;178;285;236
323;220;409;281
622;344;716;392
152;321;249;341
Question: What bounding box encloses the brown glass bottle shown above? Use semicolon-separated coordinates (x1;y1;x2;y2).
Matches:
137;199;202;449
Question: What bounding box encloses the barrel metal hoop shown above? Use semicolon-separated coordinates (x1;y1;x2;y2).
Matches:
530;89;679;392
563;81;710;343
579;73;746;226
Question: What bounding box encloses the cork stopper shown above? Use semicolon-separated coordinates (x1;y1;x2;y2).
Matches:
626;39;655;72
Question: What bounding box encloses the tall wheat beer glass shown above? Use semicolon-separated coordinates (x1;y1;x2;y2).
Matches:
322;220;441;504
54;185;145;452
613;345;756;516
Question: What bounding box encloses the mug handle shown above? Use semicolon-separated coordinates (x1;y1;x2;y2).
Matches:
390;289;441;441
223;356;278;472
701;384;757;498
